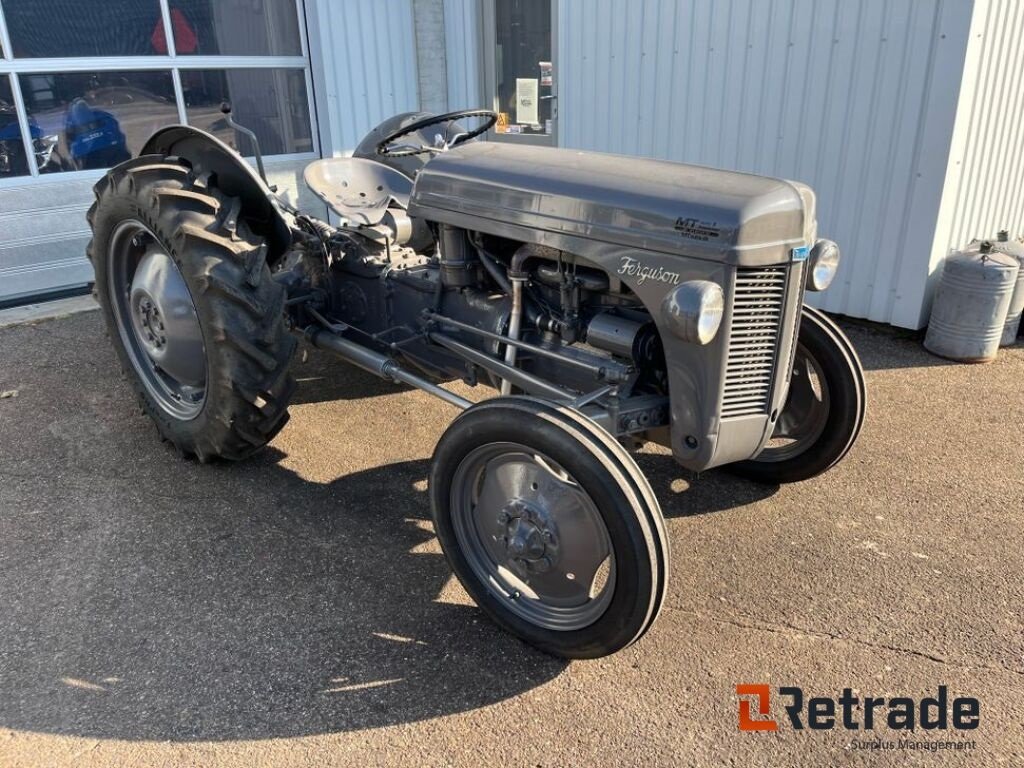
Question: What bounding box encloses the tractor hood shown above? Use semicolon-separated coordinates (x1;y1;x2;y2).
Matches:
408;143;816;265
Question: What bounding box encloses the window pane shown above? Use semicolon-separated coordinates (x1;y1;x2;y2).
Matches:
167;0;302;56
19;71;178;174
3;0;165;58
183;69;312;156
1;75;30;178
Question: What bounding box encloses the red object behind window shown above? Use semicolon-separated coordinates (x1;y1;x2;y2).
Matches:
152;9;198;54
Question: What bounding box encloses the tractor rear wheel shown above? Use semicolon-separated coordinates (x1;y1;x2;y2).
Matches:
88;155;297;461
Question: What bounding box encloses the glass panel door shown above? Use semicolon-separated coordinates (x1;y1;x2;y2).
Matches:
484;0;555;146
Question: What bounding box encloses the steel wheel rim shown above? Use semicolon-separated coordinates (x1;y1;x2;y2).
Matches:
107;219;207;420
759;343;830;462
450;442;616;631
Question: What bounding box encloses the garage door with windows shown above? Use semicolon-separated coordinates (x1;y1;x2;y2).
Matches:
0;0;318;305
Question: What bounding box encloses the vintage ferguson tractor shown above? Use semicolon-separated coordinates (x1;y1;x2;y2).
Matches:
87;107;865;658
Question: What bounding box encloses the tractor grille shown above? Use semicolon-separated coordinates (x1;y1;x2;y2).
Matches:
721;266;788;418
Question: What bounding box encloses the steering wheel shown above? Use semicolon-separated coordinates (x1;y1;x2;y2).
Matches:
376;109;498;158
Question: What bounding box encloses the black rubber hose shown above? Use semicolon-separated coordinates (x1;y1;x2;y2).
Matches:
468;234;512;294
478;249;512;294
468;234;544;325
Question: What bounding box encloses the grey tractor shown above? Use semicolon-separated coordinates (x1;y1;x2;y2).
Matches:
87;107;866;658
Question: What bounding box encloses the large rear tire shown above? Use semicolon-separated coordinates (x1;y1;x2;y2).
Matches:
88;155;297;461
728;306;866;484
430;397;669;658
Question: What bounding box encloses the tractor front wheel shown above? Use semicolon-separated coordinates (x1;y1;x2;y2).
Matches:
728;306;866;484
430;397;669;658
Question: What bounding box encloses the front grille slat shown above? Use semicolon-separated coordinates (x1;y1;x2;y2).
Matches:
721;266;787;418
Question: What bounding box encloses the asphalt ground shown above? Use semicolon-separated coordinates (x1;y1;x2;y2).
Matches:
0;310;1021;767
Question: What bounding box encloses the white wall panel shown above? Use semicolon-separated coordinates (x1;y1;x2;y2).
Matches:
0;158;318;305
306;0;420;155
0;178;94;304
555;0;976;328
933;0;1024;264
444;0;483;109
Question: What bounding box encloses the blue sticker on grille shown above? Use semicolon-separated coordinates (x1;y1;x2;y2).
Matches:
791;245;810;262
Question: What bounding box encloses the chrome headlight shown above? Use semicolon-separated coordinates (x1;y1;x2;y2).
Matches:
662;280;725;345
806;239;840;292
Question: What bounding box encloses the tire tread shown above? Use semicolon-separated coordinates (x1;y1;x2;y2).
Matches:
88;155;296;461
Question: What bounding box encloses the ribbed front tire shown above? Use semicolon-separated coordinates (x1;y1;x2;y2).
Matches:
728;307;866;484
430;397;669;658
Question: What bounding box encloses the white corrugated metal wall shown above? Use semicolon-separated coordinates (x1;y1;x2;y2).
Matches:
0;158;321;304
444;0;482;110
306;0;420;155
552;0;978;328
7;0;1015;324
0;180;95;303
932;0;1024;263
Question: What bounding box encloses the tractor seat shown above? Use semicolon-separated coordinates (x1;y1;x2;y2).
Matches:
303;157;412;226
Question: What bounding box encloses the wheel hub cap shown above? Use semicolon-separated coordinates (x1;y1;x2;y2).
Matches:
128;247;205;387
499;499;559;575
136;296;166;350
451;444;615;631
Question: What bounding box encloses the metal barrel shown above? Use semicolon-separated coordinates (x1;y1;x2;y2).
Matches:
924;241;1019;363
992;232;1024;346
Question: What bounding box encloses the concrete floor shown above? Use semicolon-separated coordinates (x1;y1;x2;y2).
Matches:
0;310;1021;767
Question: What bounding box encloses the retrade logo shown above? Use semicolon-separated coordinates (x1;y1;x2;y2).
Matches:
735;684;979;733
736;684;777;732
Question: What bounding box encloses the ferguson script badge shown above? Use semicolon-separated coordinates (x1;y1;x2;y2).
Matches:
618;256;681;286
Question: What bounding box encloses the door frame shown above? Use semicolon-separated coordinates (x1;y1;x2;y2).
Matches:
480;0;558;147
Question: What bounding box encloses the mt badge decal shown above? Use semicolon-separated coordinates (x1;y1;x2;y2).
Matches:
618;256;681;286
674;217;721;241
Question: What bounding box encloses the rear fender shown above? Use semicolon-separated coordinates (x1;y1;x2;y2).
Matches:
141;125;292;260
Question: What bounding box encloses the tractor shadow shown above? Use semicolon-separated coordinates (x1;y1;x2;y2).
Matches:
0;451;566;742
634;452;779;518
289;343;416;404
288;346;779;520
0;318;777;743
0;448;770;744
